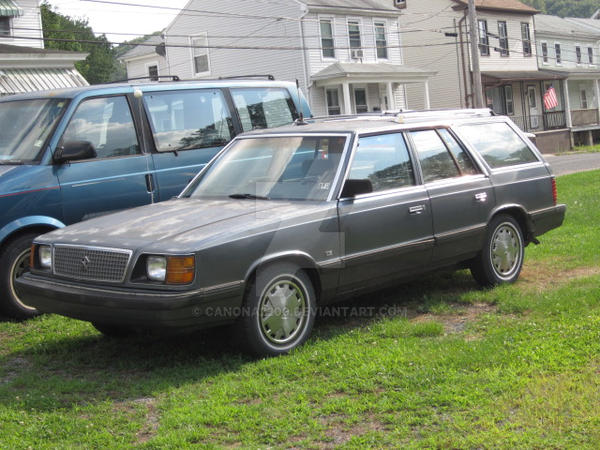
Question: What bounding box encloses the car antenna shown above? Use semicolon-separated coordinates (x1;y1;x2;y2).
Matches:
294;79;308;126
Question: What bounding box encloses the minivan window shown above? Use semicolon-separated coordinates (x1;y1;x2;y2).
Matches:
0;98;68;163
457;122;538;169
144;89;234;152
350;133;415;192
61;96;140;159
231;88;298;132
410;130;460;182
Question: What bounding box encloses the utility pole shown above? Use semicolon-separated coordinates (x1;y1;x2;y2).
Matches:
468;0;484;108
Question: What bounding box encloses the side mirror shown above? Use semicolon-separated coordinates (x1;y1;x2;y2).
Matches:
54;140;96;164
340;179;373;198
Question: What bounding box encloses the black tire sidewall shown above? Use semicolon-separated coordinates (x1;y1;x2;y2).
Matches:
0;232;41;319
241;263;316;356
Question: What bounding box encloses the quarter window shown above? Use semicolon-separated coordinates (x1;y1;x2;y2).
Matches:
374;22;388;59
320;19;335;58
191;34;210;75
144;89;234;152
62;96;140;159
457;122;538;169
410;130;460;182
350;133;415;192
231;87;298;132
437;129;479;176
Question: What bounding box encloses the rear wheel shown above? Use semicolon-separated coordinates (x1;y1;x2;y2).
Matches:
239;263;316;356
471;214;524;287
0;232;42;320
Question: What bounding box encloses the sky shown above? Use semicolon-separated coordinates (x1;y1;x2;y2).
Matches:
46;0;189;43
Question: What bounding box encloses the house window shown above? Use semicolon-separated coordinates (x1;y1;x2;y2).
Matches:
521;23;532;56
478;20;489;56
555;43;562;64
394;0;406;9
541;42;548;63
148;65;158;81
348;20;362;50
354;88;368;113
374;22;388;59
326;89;341;115
191;33;210;75
498;21;509;56
576;46;582;64
589;47;594;65
581;89;588;109
504;85;514;115
320;19;335;58
0;17;10;36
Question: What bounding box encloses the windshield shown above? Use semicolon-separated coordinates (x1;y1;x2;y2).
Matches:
0;98;68;163
189;135;347;201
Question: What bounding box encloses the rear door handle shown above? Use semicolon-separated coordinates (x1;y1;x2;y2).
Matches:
145;173;155;193
475;192;488;203
409;205;425;215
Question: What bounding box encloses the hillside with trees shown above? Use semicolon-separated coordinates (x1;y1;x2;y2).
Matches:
521;0;598;18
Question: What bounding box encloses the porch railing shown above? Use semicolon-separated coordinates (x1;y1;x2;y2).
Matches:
571;109;599;127
510;111;567;133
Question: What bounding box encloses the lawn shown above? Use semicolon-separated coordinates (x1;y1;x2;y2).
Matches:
1;170;599;448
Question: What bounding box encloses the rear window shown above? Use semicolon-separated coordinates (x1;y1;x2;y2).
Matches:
456;122;538;169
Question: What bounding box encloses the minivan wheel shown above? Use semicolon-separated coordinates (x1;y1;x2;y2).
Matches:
239;263;316;357
0;232;41;320
471;214;524;287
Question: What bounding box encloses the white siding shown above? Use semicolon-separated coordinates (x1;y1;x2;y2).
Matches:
0;0;44;48
125;55;169;80
536;33;598;70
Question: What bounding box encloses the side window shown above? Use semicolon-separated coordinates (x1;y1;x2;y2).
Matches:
410;130;460;183
350;133;415;192
437;129;479;175
231;88;298;132
61;96;140;159
457;122;539;169
144;89;234;152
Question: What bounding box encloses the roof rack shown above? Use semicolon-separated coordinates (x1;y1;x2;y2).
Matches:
217;74;275;81
308;108;494;124
107;75;181;84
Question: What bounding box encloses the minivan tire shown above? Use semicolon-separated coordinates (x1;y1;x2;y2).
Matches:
471;214;524;287
0;232;41;320
239;263;316;357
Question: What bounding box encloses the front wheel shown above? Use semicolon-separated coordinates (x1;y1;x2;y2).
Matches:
470;215;524;287
0;232;42;320
239;263;316;357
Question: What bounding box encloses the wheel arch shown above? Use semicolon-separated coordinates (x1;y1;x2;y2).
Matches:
0;216;65;249
244;251;322;302
487;204;532;243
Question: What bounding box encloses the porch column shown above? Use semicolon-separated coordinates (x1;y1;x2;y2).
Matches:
595;79;600;124
424;80;431;109
342;82;352;115
563;79;572;128
386;82;395;111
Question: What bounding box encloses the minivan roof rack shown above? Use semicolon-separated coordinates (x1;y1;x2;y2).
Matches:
217;74;275;81
107;75;181;84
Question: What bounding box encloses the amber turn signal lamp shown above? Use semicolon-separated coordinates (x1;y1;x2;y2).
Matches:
166;256;195;284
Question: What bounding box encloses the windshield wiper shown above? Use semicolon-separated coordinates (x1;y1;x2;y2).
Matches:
229;193;270;200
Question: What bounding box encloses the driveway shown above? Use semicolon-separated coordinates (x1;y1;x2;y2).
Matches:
545;153;600;176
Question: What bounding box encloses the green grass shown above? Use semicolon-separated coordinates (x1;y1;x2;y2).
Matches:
1;170;599;448
560;143;600;154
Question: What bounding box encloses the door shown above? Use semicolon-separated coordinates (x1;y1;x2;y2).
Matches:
337;132;434;292
55;95;154;225
527;85;540;130
409;128;495;264
353;87;369;114
143;89;236;201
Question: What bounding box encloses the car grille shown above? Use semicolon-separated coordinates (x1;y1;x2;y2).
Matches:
53;245;132;283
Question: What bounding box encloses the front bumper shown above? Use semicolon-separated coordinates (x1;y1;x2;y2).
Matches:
530;204;567;237
16;273;244;330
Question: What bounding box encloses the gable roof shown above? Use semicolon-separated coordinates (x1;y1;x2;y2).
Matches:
536;15;600;39
305;0;400;12
452;0;538;15
120;35;164;61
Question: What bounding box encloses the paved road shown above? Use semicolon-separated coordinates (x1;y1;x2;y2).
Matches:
545;153;600;176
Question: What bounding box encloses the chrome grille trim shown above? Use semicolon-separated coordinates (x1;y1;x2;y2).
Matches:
52;244;133;283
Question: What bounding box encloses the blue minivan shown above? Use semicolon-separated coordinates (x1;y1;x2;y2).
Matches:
0;79;311;319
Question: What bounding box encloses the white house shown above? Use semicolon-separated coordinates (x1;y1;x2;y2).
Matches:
122;0;435;116
120;34;168;81
0;0;88;95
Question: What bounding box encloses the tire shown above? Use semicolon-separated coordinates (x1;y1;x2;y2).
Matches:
0;232;42;320
470;214;524;287
92;322;136;338
239;263;316;357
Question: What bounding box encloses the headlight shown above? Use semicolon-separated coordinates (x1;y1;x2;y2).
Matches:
39;245;52;269
147;256;167;281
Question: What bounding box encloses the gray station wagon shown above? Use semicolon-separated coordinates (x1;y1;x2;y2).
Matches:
16;109;566;356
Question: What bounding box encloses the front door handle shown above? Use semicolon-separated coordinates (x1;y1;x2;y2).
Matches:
409;205;425;215
475;192;488;203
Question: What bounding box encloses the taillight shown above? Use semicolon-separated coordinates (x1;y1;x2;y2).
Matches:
551;178;557;205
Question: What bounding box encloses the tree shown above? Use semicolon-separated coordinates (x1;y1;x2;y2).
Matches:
521;0;598;18
41;2;116;84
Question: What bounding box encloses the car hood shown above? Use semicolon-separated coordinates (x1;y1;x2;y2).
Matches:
40;198;332;252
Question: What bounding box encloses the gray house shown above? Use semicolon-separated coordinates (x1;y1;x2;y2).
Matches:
122;0;435;116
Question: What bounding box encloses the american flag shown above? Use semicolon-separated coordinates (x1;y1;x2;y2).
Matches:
543;86;559;110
